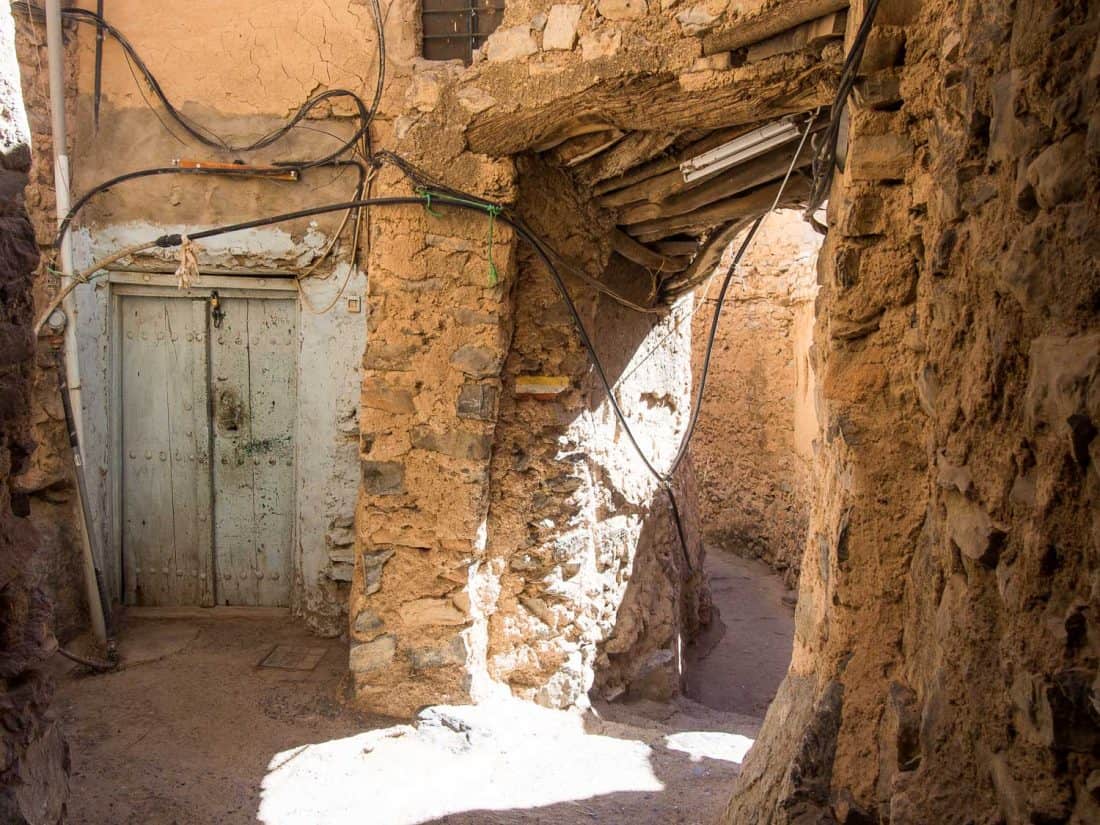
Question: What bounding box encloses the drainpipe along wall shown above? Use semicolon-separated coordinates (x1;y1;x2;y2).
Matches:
44;0;107;646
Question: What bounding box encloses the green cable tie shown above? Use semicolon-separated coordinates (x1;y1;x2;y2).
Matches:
415;188;503;286
485;203;502;287
415;187;443;217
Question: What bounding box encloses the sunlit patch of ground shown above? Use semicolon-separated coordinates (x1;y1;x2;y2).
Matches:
259;698;666;825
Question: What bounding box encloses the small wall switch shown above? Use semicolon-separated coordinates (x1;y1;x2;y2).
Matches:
346;296;362;313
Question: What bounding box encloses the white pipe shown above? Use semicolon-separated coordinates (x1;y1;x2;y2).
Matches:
680;120;799;183
45;0;107;646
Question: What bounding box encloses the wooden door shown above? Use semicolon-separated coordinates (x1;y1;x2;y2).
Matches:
118;290;296;607
119;295;214;606
210;297;297;606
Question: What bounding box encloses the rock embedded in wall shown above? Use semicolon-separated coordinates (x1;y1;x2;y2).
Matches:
543;4;583;50
349;175;520;716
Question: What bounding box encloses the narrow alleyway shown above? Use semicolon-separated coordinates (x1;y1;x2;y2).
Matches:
52;577;792;825
684;549;796;717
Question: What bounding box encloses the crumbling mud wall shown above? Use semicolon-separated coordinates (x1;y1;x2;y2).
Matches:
484;159;707;707
0;10;69;813
348;151;708;716
726;1;1100;822
691;210;819;584
11;8;89;641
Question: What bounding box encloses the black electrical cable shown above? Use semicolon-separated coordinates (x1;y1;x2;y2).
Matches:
667;115;817;479
12;2;385;168
58;647;116;672
52;158;366;250
131;183;712;574
804;0;882;231
143;192;668;483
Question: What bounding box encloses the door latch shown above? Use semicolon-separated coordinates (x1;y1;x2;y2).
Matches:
209;290;225;329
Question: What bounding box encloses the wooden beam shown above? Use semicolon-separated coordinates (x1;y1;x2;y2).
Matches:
660;218;753;297
627;175;811;243
653;238;700;256
465;53;840;156
746;12;847;62
593;126;749;198
616;138;814;225
572;131;680;186
702;0;849;56
611;229;689;273
552;130;626;167
530;117;618;152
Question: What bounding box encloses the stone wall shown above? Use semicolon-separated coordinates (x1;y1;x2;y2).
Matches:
485;158;707;707
10;6;89;642
690;210;819;584
0;7;69;814
348;151;709;715
725;0;1100;822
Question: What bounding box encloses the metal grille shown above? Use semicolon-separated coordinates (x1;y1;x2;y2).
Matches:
422;0;506;63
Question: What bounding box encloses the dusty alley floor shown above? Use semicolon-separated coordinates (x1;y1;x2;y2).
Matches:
52;548;793;825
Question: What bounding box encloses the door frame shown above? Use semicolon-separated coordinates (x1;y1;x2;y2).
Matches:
107;271;299;606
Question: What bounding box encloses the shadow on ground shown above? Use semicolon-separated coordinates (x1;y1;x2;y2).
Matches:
55;549;793;825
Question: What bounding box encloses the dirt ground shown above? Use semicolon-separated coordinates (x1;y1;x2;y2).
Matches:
52;548;792;825
684;550;797;716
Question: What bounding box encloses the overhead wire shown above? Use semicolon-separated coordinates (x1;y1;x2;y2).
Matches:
51;159;367;251
11;2;385;166
804;0;882;232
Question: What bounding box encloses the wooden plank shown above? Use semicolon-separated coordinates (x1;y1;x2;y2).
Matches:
628;174;811;243
211;297;259;606
211;296;296;607
244;298;296;607
108;271;297;294
530;116;617;152
746;12;847;62
611;229;689;273
551;130;626;167
593;126;750;198
597;124;789;209
120;296;208;606
191;300;215;607
466;55;839;156
702;0;849;55
572;131;679;186
653;238;701;257
108;292;123;602
661;218;755;297
616;137;814;225
162;299;204;606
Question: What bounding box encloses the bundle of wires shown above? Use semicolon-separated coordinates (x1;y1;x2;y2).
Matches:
804;0;882;232
12;0;384;251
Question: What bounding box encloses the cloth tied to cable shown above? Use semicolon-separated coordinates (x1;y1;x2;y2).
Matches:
175;234;200;289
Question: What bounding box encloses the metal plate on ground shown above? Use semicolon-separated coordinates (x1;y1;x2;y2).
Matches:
259;645;328;671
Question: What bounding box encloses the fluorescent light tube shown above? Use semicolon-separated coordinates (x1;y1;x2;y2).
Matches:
680;119;800;183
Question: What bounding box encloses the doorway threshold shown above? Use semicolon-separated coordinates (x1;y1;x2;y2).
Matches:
123;605;291;621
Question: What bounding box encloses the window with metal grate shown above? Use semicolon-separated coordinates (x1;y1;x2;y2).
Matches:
422;0;506;63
